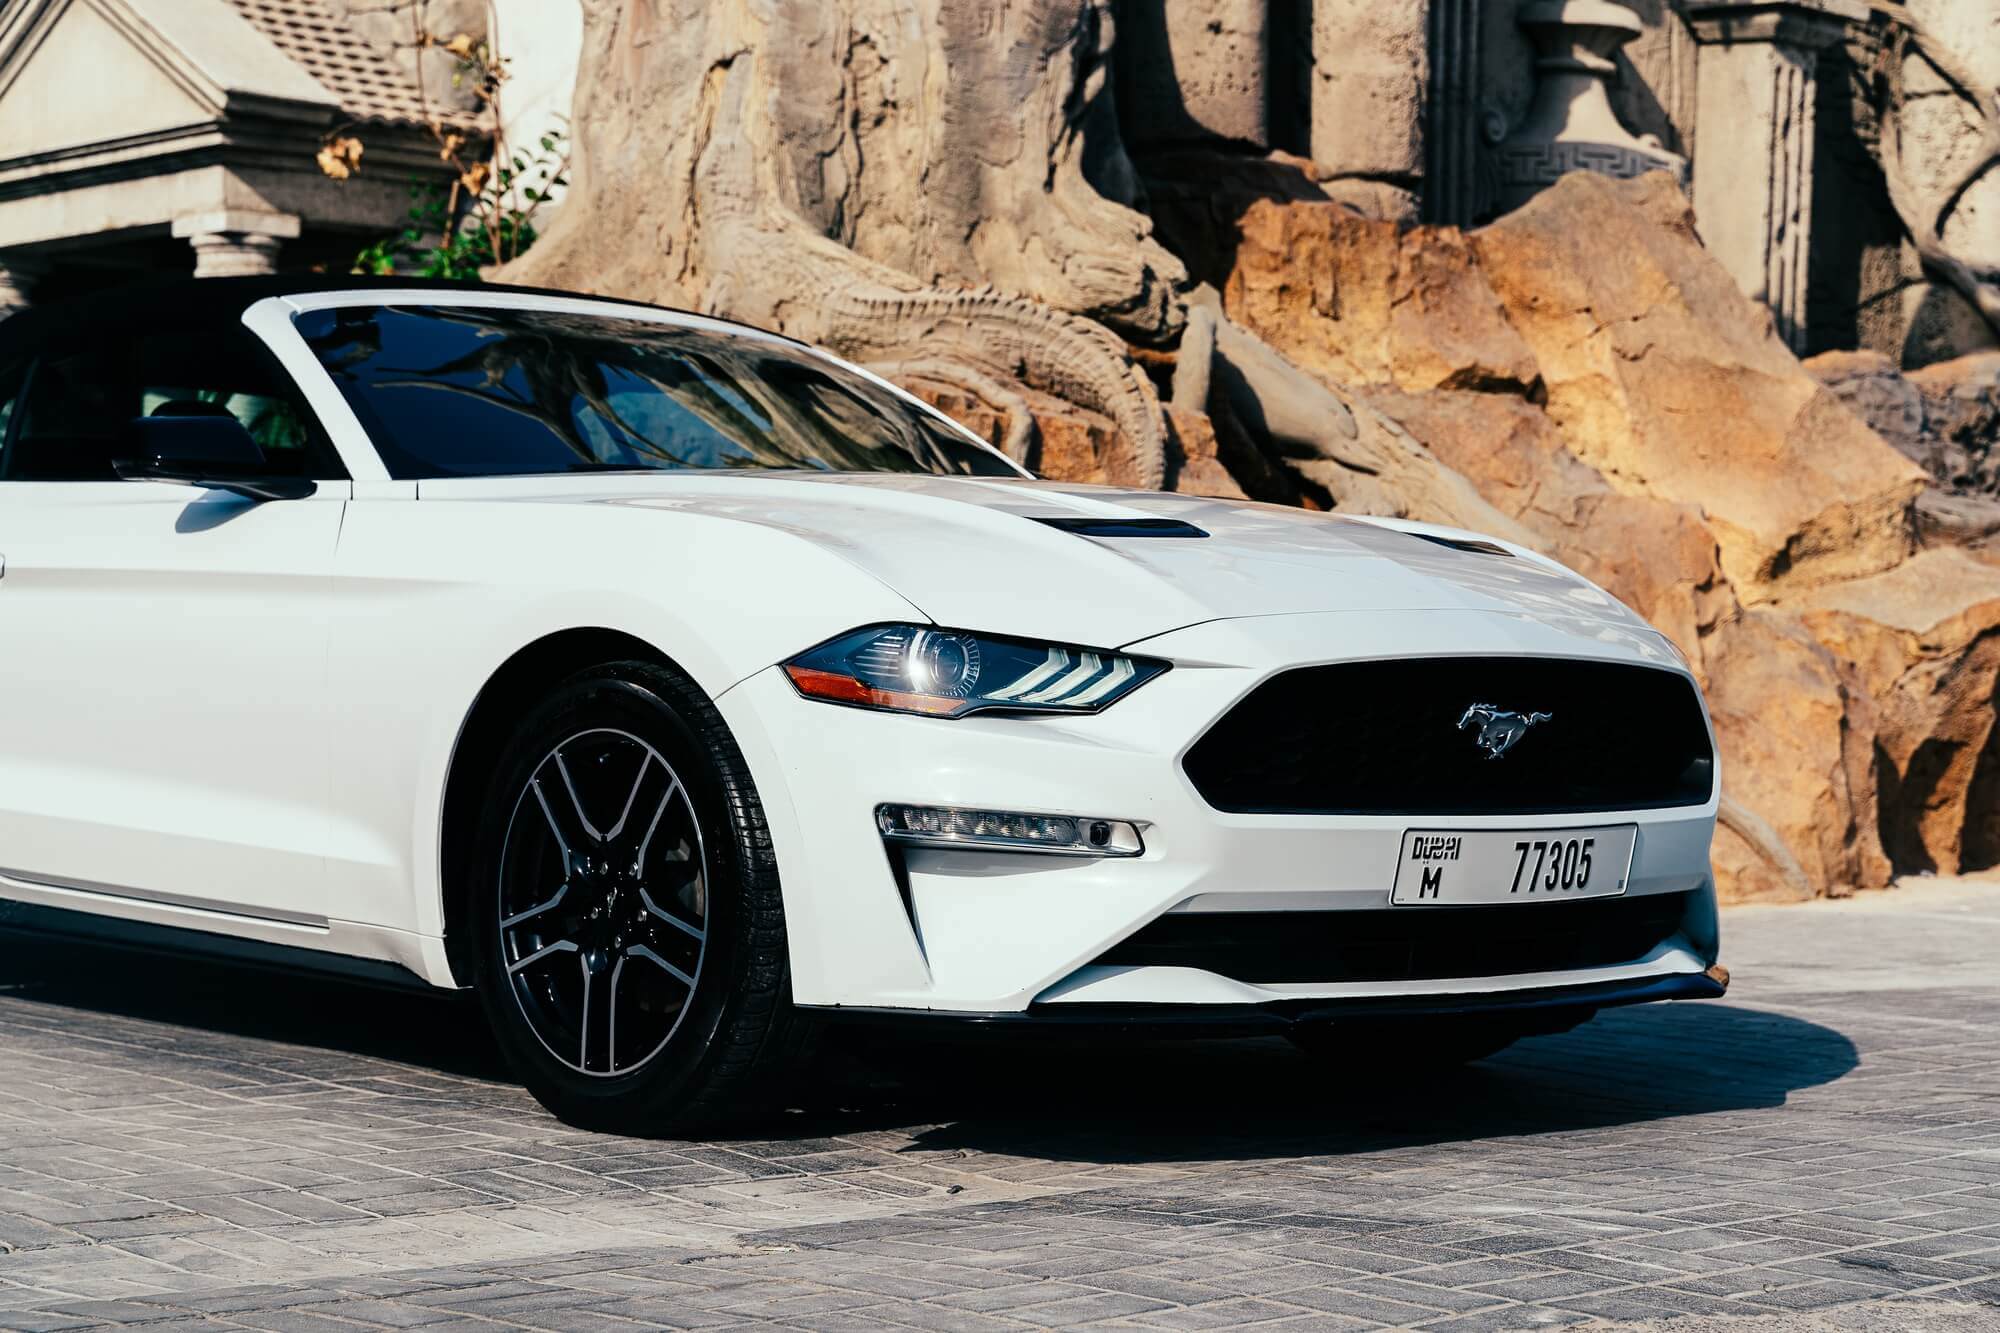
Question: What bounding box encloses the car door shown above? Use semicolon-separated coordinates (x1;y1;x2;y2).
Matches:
0;314;348;929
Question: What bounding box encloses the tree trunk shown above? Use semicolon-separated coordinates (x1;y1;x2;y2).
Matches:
508;0;1521;532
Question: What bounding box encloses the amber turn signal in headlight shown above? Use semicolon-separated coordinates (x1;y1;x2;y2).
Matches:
783;625;1165;719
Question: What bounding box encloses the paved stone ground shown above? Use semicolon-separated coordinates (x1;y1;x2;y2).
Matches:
0;876;1996;1331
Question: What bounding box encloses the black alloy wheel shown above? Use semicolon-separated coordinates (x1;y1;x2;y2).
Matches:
470;661;804;1133
497;725;708;1077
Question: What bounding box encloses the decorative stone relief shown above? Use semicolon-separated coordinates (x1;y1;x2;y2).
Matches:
1492;1;1689;216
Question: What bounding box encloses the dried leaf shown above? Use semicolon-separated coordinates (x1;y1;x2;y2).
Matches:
459;161;490;196
444;32;475;58
439;131;465;161
315;135;364;180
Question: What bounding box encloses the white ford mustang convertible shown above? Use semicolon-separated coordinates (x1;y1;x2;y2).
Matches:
0;278;1725;1130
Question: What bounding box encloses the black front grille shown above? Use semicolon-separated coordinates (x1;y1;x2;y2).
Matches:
1096;892;1692;984
1184;657;1713;815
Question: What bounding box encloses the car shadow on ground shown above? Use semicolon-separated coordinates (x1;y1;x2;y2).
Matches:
0;934;509;1080
0;935;1858;1161
858;1000;1860;1163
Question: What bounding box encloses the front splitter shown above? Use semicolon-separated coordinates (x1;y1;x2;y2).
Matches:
803;968;1728;1037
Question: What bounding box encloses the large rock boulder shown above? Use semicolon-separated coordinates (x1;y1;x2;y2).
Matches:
1229;174;1928;600
1702;610;1890;902
1469;176;1928;599
1810;348;2000;497
1219;171;2000;902
1224;205;1539;395
1354;385;1732;657
1783;550;2000;877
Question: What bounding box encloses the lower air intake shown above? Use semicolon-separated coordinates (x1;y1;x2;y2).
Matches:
1094;892;1693;985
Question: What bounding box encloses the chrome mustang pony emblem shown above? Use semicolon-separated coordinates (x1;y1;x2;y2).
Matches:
1457;703;1552;759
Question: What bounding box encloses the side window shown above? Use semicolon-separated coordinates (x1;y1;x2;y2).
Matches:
4;321;345;482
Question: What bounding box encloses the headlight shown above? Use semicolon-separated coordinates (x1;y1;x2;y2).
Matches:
782;624;1167;718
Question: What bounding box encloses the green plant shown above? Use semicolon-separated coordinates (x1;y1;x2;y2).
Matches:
353;126;568;279
319;3;571;278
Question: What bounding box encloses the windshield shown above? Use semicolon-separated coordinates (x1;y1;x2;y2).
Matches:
293;303;1023;480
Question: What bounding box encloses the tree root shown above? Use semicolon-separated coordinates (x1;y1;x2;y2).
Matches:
1874;18;2000;339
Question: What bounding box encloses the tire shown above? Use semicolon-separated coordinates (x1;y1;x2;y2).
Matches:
469;660;804;1134
1287;1009;1590;1071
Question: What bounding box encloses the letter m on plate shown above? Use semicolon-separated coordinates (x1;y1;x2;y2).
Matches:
1419;866;1443;899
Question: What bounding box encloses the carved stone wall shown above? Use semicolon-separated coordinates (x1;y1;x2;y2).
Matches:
1490;2;1687;217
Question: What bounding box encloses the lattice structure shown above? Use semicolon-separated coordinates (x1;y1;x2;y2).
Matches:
225;0;474;127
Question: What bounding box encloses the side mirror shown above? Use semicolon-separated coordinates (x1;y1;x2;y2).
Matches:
115;415;315;502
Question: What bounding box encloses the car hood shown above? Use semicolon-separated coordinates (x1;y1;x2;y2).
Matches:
441;472;1659;650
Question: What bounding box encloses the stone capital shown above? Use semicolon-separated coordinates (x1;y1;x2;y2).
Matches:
169;210;303;241
187;231;287;278
1684;0;1866;49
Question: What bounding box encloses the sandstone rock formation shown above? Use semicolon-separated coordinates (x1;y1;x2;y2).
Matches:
1212;170;2000;901
1228;174;1930;600
1810;349;2000;497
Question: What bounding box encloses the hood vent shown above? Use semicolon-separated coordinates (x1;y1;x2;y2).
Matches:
1028;516;1209;539
1408;532;1513;557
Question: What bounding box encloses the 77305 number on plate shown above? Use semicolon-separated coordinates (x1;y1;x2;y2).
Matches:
1390;825;1638;906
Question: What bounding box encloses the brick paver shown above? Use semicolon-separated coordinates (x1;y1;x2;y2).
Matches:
1;876;1996;1330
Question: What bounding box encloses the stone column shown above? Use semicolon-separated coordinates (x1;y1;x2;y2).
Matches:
1686;1;1859;352
1309;0;1430;216
0;255;47;319
1424;0;1485;224
1118;0;1269;150
170;210;302;278
1493;1;1689;215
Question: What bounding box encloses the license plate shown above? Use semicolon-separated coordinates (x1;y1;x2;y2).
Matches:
1391;826;1637;906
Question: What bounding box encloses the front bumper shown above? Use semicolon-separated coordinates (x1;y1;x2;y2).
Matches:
715;609;1721;1015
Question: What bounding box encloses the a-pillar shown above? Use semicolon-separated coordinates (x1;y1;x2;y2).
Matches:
1686;1;1861;352
171;210;303;278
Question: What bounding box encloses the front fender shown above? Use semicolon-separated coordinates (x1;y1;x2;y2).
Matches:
322;497;926;954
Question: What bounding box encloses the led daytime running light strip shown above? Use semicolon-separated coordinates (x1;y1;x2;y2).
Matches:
876;803;1145;857
982;649;1136;706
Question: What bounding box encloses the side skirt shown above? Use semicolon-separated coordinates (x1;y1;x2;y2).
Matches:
0;899;432;993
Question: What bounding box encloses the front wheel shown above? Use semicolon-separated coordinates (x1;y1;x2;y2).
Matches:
469;661;803;1134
